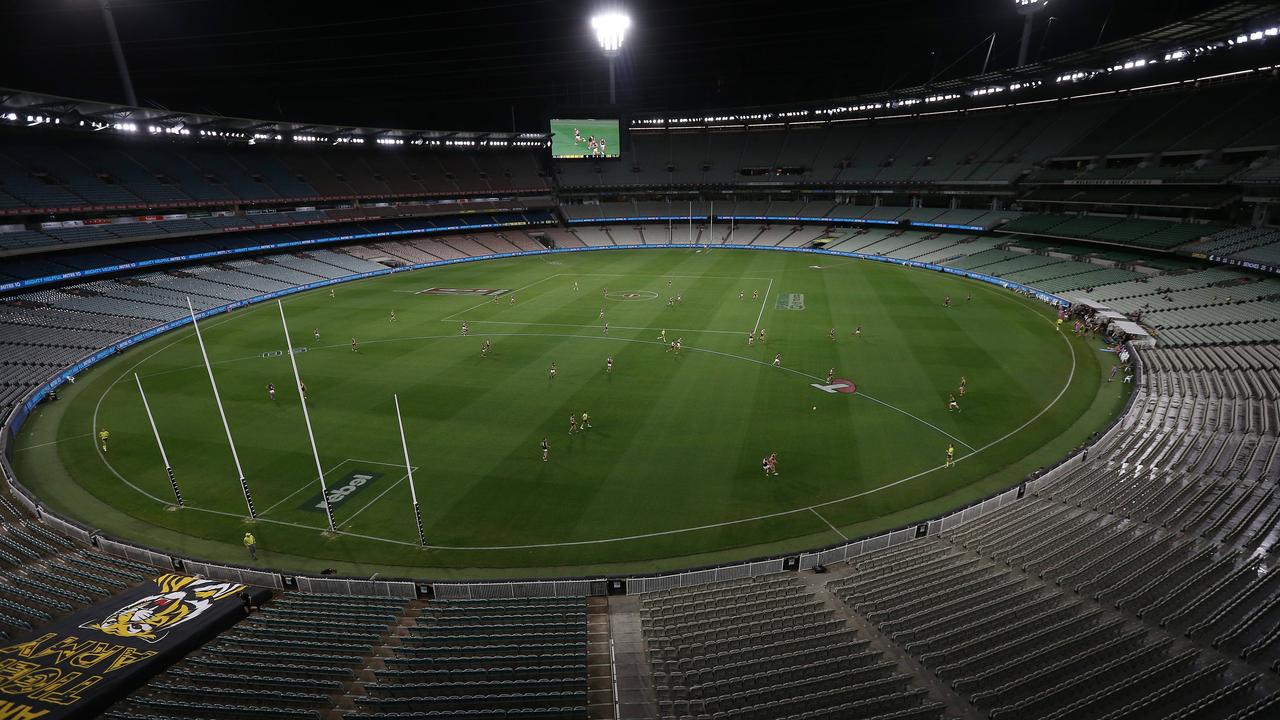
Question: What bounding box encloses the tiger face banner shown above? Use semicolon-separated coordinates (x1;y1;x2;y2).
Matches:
0;573;270;719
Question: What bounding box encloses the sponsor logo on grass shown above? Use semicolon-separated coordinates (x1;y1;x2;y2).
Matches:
262;347;308;358
811;378;857;394
301;469;382;512
776;293;805;311
604;290;658;301
416;287;509;296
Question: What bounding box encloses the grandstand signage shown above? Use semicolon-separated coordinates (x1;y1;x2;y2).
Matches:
1209;254;1280;275
0;574;269;720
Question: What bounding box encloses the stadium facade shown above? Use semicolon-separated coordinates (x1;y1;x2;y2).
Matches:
2;3;1280;717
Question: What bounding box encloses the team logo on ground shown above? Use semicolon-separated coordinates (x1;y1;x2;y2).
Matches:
776;293;805;311
300;469;382;512
81;574;246;644
416;288;509;296
604;290;658;301
811;378;857;394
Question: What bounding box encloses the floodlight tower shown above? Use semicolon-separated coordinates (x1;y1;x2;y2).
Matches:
592;11;631;105
1015;0;1050;67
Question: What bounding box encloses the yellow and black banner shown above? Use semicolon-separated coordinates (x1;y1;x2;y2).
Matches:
0;573;270;719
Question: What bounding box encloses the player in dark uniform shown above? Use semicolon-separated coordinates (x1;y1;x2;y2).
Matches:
541;437;550;462
267;383;276;400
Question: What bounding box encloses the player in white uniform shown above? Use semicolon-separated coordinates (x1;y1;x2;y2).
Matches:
313;328;320;341
549;362;557;380
747;332;754;346
481;340;491;357
606;356;613;373
603;322;609;335
461;322;469;336
658;329;667;342
773;353;781;367
390;309;396;323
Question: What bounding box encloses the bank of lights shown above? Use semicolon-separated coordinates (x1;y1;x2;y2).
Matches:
591;12;631;54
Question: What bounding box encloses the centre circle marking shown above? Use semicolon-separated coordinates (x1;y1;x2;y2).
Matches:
604;290;657;301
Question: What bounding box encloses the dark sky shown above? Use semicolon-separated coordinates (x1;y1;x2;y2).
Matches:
0;0;1231;132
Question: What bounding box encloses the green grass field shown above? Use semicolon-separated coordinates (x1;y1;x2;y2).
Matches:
550;119;620;158
14;248;1130;578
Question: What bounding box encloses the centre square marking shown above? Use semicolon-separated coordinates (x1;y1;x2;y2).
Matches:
604;290;658;301
811;378;857;394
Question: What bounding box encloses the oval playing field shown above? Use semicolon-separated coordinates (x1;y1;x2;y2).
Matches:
13;248;1129;578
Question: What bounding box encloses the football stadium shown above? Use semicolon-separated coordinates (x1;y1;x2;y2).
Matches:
0;0;1279;717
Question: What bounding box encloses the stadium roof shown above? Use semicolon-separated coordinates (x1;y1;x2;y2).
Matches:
0;87;550;148
631;0;1280;128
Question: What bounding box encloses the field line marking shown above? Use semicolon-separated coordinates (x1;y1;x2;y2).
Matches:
16;432;92;451
810;508;848;540
84;276;1078;552
450;319;745;336
440;273;560;321
347;458;421;468
752;277;773;336
92;311;245;508
338;469;416;529
854;392;976;452
570;272;774;281
259;459;351;517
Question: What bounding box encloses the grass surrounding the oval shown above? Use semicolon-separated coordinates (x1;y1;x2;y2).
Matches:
13;248;1131;578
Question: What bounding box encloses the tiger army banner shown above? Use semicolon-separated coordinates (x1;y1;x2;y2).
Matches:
0;573;271;719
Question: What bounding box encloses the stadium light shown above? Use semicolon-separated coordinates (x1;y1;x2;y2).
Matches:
592;11;631;104
97;0;138;107
1015;0;1050;67
592;12;631;55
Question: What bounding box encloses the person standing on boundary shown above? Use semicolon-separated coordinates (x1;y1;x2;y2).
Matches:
243;532;257;561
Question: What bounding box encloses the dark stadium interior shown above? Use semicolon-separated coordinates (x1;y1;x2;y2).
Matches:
3;1;1280;719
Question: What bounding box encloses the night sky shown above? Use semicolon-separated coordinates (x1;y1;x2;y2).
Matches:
0;0;1230;132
